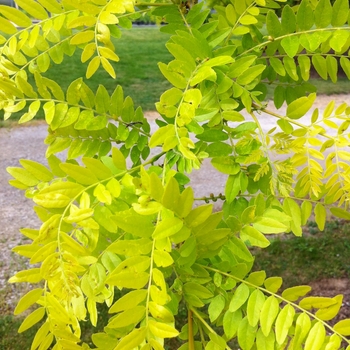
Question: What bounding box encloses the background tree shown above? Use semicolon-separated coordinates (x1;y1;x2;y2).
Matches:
1;0;350;349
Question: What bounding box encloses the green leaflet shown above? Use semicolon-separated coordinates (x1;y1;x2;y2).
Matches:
332;0;349;26
247;290;265;327
14;288;43;315
299;296;338;310
109;290;147;313
304;322;325;350
314;0;332;28
333;319;350;336
240;226;270;248
211;157;240;175
18;307;46;333
236;65;265;85
152;217;183;239
260;296;280;336
281;36;300;58
229;283;250;312
264;277;282;293
190;66;217;86
148;320;179;339
312;55;328;80
153;250;174;267
19;159;53;182
256;328;275;350
33;182;84;208
158;62;187;89
286;93;316;119
114;327;147;350
223;310;242;340
149;302;174;323
107;238;152;256
183;282;214;299
275;304;295;345
106;270;149;289
297;0;314;30
282;285;312;301
16;0;48;20
315;203;326;230
282;198;302;236
281;5;296;34
107;306;145;328
237;317;257;350
112;209;155;238
0;5;32;27
208;294;225;322
60;163;99;185
266;10;281;38
293;313;311;348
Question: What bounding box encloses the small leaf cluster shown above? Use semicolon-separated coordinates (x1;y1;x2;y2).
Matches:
1;0;350;349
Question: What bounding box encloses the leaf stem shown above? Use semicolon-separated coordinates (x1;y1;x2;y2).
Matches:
258;104;333;141
188;309;195;350
190;308;232;350
13;97;151;138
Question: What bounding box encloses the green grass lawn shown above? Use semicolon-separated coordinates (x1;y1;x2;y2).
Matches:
44;26;172;111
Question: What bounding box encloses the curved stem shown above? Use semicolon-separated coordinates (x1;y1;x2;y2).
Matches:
190;307;232;350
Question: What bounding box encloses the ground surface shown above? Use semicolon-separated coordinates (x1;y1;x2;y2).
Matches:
1;94;350;319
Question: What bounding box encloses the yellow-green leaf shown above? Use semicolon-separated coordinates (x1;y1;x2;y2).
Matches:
260;296;279;336
86;56;101;79
304;322;325;350
109;290;147;313
333;319;350;336
16;0;48;19
229;283;250;312
99;47;119;62
101;57;116;79
299;296;338;310
70;30;95;45
18;307;46;333
275;304;295;345
108;306;145;328
240;225;270;248
152;217;183;239
287;93;316;119
14;288;43;315
0;5;32;27
115;327;147;350
282;285;312;301
149;320;179;338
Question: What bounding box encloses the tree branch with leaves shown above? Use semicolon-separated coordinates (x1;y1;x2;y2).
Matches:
1;0;350;349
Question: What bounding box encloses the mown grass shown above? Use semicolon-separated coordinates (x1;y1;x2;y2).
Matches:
43;26;172;111
1;220;350;349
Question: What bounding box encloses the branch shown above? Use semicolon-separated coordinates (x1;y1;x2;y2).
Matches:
202;265;350;345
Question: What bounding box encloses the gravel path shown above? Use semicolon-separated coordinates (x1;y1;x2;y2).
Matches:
1;94;350;313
